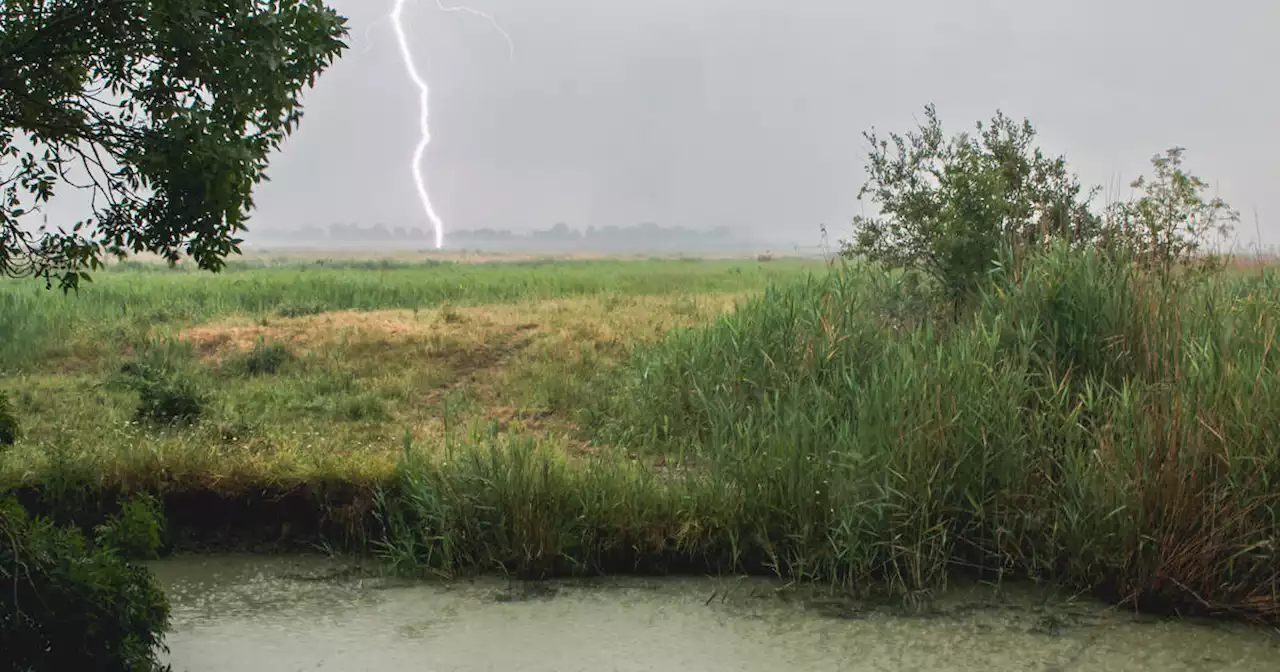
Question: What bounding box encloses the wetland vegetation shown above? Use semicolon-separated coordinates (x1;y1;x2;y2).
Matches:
4;241;1279;623
3;40;1278;661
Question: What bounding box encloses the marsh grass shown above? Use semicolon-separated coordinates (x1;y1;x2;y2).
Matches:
575;245;1280;618
376;435;744;579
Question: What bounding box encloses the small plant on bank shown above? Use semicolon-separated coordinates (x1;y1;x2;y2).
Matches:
134;374;204;426
439;303;462;324
94;494;165;561
336;392;389;423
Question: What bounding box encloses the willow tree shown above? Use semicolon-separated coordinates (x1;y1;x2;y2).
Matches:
0;0;348;290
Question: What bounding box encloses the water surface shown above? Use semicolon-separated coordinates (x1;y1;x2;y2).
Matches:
151;555;1279;672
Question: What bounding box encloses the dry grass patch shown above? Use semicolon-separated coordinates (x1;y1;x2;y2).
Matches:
173;291;748;366
178;310;425;358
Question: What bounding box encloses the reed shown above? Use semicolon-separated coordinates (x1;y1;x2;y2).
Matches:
563;245;1279;617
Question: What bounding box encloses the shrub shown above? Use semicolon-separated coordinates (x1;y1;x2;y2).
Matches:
135;376;203;425
0;392;18;446
439;303;462;324
337;392;388;422
843;107;1239;304
843;104;1101;304
0;497;171;671
118;359;205;426
1104;146;1240;275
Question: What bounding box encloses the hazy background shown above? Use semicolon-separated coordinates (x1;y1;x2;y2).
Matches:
40;0;1280;251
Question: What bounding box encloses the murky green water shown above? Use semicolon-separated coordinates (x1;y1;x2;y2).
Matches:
151;555;1279;672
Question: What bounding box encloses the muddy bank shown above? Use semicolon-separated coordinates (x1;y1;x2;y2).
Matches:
11;482;381;553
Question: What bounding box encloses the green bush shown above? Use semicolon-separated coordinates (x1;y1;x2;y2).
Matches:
112;344;206;426
133;374;204;426
1103;146;1240;275
842;106;1236;305
0;497;171;671
0;393;18;446
843;105;1101;304
336;392;389;423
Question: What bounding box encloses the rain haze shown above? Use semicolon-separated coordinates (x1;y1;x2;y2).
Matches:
48;0;1280;252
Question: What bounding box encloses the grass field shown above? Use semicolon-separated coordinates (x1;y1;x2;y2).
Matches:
3;249;1279;621
0;256;820;493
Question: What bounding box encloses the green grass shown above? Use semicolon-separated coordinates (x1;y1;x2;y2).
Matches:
0;257;818;494
0;257;817;372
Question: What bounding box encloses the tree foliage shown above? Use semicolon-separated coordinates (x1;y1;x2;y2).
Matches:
1;496;170;671
0;0;349;290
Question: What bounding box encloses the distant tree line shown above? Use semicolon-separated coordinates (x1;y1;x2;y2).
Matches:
250;222;770;253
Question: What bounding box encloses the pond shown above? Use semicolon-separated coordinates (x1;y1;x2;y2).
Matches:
151;555;1279;672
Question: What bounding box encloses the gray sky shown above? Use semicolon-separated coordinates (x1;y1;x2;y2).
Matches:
52;0;1280;248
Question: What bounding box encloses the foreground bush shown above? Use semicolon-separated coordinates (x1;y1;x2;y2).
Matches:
575;246;1279;618
0;496;171;671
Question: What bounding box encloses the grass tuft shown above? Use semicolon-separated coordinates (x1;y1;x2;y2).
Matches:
228;340;294;376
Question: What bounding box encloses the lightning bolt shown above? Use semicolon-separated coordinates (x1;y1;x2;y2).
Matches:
387;1;514;250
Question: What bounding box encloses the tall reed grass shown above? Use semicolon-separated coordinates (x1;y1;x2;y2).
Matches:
382;246;1278;618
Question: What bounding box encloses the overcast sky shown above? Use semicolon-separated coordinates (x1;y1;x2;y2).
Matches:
78;1;1280;247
